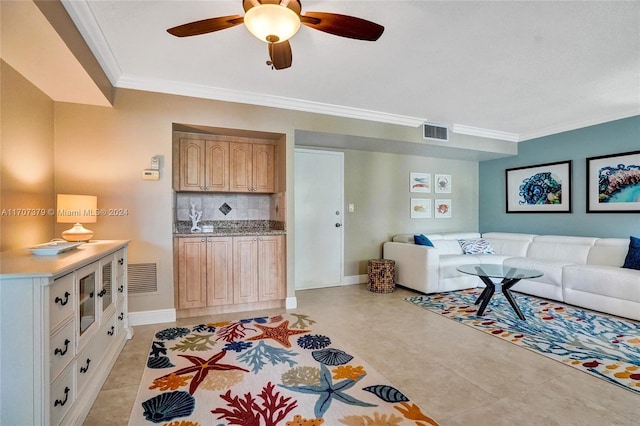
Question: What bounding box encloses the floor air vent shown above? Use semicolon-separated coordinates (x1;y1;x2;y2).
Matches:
128;262;158;294
423;122;449;141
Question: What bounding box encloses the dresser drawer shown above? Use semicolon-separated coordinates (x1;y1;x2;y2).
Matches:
50;319;75;381
115;249;126;278
50;364;75;426
50;273;74;331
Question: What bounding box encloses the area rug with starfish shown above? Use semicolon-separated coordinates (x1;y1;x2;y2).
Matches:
406;288;640;394
128;312;439;425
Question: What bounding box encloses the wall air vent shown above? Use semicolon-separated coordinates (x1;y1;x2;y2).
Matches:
128;262;158;294
422;122;449;142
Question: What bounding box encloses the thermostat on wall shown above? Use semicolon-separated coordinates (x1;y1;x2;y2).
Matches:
142;169;160;181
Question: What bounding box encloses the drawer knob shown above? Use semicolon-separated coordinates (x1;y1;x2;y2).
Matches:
107;326;115;336
54;339;70;356
55;292;70;306
80;358;91;373
54;387;70;407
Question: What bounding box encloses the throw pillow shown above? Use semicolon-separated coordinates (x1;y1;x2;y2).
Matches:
458;238;495;255
414;234;434;247
622;236;640;270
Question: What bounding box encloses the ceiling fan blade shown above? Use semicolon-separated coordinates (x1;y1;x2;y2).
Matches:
268;40;292;70
301;12;384;41
167;15;243;37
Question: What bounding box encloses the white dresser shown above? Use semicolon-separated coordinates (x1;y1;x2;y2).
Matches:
0;240;133;425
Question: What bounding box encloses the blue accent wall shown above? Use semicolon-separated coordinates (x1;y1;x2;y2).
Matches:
479;115;640;238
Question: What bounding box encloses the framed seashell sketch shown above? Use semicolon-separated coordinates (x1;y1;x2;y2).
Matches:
410;198;432;218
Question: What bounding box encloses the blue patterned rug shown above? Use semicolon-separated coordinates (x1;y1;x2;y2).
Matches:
128;313;439;425
406;289;640;394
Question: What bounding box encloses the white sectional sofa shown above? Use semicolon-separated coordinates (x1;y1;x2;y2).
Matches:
383;232;640;321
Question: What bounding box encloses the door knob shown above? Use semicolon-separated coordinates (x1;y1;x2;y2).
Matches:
335;223;342;227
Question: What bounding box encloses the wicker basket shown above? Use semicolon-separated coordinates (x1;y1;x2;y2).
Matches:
367;259;396;293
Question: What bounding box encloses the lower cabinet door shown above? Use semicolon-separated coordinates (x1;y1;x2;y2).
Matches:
233;237;259;304
50;364;75;426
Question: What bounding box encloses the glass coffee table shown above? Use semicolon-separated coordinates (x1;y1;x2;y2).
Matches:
456;264;543;320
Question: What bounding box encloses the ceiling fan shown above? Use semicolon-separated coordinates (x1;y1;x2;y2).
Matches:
167;0;384;70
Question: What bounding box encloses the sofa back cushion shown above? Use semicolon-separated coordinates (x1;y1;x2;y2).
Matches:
527;235;597;264
588;238;633;267
482;232;536;257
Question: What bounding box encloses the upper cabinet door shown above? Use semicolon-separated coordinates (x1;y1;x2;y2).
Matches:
205;140;229;191
252;144;275;193
178;138;206;191
229;142;253;192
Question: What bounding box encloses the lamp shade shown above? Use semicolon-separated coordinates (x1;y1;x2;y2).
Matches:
57;194;97;223
244;4;301;43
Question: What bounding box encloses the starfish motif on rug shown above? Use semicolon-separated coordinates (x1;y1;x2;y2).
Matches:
280;363;377;418
246;320;310;348
158;350;249;394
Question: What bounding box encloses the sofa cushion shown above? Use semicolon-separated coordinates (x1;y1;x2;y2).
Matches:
503;256;569;286
587;238;629;267
526;235;595;264
458;238;495;254
414;234;434;247
564;264;640;302
622;236;640;270
482;232;536;257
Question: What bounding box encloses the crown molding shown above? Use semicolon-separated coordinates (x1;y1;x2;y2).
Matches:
451;124;520;142
116;74;427;127
61;0;121;85
517;108;640;141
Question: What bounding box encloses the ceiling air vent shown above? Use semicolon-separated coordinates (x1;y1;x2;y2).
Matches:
423;122;449;142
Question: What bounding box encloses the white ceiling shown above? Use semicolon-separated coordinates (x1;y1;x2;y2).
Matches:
17;1;640;141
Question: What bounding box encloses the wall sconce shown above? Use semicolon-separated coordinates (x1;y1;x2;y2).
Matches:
57;194;97;242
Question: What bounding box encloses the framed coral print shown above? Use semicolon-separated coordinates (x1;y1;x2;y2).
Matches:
506;160;572;213
410;198;432;218
434;174;451;193
434;199;451;218
410;173;431;193
586;150;640;213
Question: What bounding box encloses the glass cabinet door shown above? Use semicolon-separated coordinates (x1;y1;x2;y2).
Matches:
78;264;97;336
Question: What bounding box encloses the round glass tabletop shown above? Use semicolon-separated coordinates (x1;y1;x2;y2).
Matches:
456;263;543;280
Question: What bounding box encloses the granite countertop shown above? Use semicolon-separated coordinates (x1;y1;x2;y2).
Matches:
173;220;285;237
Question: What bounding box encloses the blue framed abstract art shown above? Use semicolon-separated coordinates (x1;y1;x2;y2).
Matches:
586;150;640;213
505;160;572;213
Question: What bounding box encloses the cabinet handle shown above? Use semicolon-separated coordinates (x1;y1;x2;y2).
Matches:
80;358;91;373
54;339;70;356
54;387;70;407
118;285;124;293
200;186;205;190
118;312;124;321
107;326;115;336
97;289;107;297
55;292;70;306
118;258;124;266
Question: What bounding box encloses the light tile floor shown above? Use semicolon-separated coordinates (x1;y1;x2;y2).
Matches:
84;285;640;425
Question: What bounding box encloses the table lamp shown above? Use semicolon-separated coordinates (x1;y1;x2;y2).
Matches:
57;194;97;242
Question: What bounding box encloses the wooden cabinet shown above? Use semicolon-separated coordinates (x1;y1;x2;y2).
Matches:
175;235;284;315
0;241;131;425
174;132;275;193
177;138;229;192
229;142;275;193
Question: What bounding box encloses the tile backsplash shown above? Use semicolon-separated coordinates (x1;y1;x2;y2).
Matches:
176;192;285;222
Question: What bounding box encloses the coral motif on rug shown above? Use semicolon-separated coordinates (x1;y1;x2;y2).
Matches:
406;289;640;394
129;313;439;425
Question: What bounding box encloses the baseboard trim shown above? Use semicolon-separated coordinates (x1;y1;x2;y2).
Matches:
343;274;368;285
286;296;297;309
129;309;177;326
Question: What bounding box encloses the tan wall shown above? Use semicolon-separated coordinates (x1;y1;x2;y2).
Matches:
36;87;504;314
0;61;55;251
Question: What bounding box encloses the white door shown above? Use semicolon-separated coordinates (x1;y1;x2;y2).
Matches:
294;149;344;289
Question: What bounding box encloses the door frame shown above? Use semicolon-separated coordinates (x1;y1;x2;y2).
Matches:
294;148;345;289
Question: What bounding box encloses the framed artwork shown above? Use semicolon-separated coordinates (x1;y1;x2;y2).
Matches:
586;150;640;213
434;174;451;193
410;198;432;218
434;199;451;218
410;173;431;193
505;160;572;213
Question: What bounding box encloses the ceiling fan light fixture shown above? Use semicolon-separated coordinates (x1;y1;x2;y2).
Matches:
244;4;301;43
